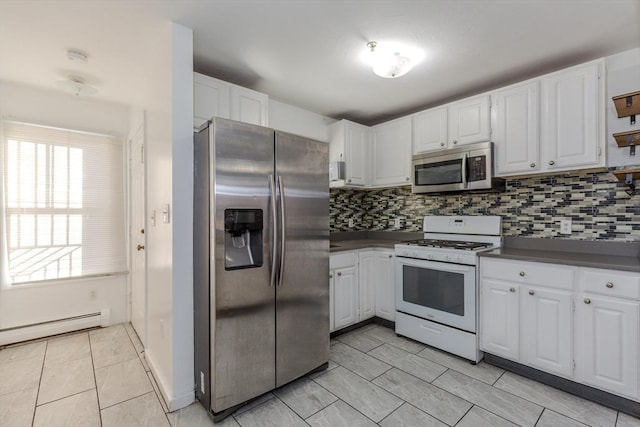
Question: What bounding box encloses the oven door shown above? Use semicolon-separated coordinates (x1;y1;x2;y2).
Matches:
395;257;476;333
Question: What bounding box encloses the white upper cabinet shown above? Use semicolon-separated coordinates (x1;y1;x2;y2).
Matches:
370;117;412;187
230;86;269;126
412;106;448;153
413;96;491;155
193;72;268;128
492;81;540;176
448;95;491;147
194;73;230;128
328;120;369;187
542;60;604;171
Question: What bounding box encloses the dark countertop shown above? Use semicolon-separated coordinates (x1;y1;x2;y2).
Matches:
479;237;640;273
330;231;422;253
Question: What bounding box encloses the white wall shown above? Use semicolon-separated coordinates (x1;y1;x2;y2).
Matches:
606;48;640;168
0;80;130;330
128;22;194;412
269;98;335;141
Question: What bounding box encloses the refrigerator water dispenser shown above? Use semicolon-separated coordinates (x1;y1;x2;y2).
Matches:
224;209;263;270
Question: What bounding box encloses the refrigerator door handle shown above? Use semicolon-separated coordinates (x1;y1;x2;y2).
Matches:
269;174;278;287
277;175;286;287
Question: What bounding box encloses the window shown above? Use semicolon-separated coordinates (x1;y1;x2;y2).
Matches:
1;121;126;285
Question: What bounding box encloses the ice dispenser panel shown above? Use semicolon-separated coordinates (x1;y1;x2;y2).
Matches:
224;209;263;270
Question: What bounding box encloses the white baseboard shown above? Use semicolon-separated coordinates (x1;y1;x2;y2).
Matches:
0;309;110;346
145;349;195;412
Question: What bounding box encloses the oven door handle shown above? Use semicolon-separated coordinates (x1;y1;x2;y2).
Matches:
462;152;468;189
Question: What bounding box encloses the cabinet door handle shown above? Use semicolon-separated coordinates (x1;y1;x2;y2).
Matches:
519;271;525;277
347;179;352;183
584;298;591;304
329;274;333;279
452;140;458;145
528;290;535;295
337;272;342;276
530;163;536;168
548;160;555;166
406;177;410;181
509;287;516;292
388;255;393;258
605;282;614;288
440;142;445;147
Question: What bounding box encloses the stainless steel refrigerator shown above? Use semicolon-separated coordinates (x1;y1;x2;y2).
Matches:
193;118;329;421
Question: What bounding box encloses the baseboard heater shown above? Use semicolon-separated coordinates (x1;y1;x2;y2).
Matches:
0;309;110;346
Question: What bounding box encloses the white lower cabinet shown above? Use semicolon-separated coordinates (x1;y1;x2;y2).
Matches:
330;252;358;332
576;268;640;399
521;286;573;377
359;250;395;322
480;279;520;361
480;258;640;402
330;248;396;332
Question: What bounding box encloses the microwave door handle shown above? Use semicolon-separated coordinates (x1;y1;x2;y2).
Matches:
462;153;468;189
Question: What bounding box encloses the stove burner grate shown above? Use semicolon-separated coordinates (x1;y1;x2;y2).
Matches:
403;239;492;251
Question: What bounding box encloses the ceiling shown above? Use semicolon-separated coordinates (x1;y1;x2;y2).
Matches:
1;0;639;125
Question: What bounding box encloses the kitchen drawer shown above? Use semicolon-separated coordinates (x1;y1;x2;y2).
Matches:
481;258;575;290
580;268;640;300
330;251;358;269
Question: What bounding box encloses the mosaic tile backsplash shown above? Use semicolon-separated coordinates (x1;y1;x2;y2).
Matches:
330;169;640;241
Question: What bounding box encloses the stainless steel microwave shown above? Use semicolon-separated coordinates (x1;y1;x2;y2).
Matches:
411;141;505;194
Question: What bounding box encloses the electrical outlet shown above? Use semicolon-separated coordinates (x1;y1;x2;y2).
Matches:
560;219;572;235
348;218;354;228
394;218;401;229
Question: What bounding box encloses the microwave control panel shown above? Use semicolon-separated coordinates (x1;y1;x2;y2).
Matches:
468;155;487;182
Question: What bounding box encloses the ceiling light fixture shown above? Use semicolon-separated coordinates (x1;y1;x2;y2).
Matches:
363;41;424;79
55;75;98;97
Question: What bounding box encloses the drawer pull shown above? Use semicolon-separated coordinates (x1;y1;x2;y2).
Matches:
528;290;535;296
584;298;591;304
329;274;333;279
509;287;516;293
388;255;393;258
605;282;614;288
337;272;342;276
519;271;525;277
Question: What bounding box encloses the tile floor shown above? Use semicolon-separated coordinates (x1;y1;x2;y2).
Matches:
1;322;639;427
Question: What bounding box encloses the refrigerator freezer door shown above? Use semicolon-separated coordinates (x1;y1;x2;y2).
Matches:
275;132;330;387
211;118;276;412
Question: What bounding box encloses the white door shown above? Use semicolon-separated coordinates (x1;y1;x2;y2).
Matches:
448;95;491;146
412;107;448;153
130;122;147;345
334;265;358;330
480;279;520;360
492;81;540;175
521;286;573;377
370;117;412;186
577;294;639;399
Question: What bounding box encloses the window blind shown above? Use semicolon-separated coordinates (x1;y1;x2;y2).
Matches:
2;121;126;284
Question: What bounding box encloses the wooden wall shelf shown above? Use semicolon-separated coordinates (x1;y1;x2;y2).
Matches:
612;168;640;195
612;91;640;123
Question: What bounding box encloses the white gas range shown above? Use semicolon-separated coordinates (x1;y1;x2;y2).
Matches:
394;216;502;363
